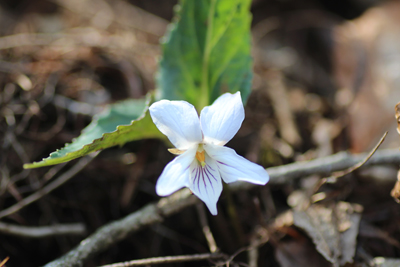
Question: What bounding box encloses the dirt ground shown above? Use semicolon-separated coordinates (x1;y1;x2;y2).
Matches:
1;0;400;266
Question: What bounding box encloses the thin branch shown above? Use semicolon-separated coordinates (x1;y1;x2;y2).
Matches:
219;246;248;267
248;232;265;267
219;228;269;267
326;132;388;182
259;148;400;186
0;153;97;219
98;253;224;267
44;148;400;267
0;222;86;238
0;257;9;267
196;203;218;253
313;131;388;193
45;191;199;267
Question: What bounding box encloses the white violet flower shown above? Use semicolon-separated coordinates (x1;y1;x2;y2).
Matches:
149;92;269;215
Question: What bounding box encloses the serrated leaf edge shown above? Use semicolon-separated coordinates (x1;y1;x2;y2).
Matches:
24;95;155;169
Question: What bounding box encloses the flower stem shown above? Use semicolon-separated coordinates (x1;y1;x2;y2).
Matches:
199;0;217;111
223;183;245;246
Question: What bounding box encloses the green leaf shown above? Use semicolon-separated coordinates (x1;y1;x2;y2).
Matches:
157;0;253;110
24;95;163;169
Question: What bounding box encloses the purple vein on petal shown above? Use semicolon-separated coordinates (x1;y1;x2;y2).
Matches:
203;166;215;193
207;163;216;172
203;168;212;186
201;168;207;191
217;161;231;167
196;167;201;192
204;166;217;182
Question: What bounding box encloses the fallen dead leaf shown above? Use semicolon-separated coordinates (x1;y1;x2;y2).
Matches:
293;204;341;266
336;202;363;265
293;202;363;266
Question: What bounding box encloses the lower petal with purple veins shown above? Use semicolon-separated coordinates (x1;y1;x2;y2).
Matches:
188;155;222;215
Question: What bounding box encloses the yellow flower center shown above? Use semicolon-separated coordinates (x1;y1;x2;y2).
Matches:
195;144;206;167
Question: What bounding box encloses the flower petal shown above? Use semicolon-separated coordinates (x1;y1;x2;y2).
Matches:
189;154;222;215
204;143;269;185
155;148;196;196
200;92;244;146
149;100;202;150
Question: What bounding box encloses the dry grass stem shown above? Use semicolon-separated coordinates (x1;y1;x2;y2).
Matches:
0;222;86;238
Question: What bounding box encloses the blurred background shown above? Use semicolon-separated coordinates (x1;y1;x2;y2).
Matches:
0;0;400;266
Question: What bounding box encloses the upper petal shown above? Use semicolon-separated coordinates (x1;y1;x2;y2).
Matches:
149;100;203;149
200;92;244;146
155;148;196;196
204;143;269;185
188;154;222;215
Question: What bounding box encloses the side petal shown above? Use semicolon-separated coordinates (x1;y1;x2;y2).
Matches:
189;155;222;215
156;148;196;196
204;144;269;185
200;92;244;146
149;100;202;150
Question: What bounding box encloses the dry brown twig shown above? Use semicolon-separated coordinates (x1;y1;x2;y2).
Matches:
327;132;388;181
313;131;388;194
0;222;86;238
216;246;254;267
214;232;269;267
111;235;266;267
43;148;400;267
98;253;224;267
196;203;218;253
0;257;9;267
247;227;270;267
